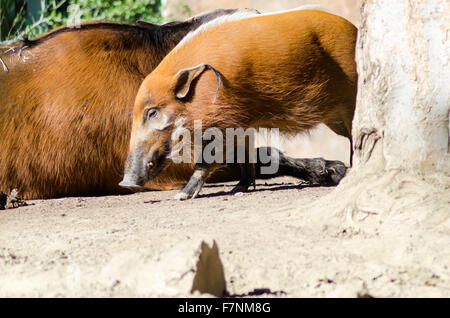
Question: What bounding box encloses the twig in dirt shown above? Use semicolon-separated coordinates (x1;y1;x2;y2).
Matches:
0;189;27;210
224;288;287;298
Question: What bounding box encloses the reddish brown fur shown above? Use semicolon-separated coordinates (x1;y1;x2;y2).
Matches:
129;10;357;179
0;11;246;199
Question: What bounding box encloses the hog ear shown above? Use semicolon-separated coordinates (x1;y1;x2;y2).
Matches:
174;64;207;99
174;64;222;100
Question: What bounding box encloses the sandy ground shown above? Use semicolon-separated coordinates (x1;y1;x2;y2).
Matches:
2;0;447;298
1;176;449;298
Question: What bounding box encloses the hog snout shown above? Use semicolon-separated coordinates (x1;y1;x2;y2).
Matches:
119;150;149;191
119;146;167;191
119;174;145;192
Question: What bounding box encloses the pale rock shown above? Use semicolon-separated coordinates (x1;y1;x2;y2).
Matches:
98;239;226;297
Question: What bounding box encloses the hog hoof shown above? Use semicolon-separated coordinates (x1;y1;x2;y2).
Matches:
230;184;249;195
324;160;348;185
174;191;190;201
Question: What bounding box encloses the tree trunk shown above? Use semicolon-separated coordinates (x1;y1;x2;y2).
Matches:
354;0;449;175
302;0;449;231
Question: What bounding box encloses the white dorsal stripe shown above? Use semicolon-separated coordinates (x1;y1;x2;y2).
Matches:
174;5;331;53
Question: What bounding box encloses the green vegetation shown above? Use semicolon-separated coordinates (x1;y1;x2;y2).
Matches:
0;0;163;43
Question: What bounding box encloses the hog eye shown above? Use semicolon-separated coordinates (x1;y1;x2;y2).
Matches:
145;107;159;121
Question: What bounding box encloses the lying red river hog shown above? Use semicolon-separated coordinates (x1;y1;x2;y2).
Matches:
0;8;347;199
120;8;357;200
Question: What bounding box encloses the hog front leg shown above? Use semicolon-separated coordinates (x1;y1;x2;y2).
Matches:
174;163;218;200
230;162;256;194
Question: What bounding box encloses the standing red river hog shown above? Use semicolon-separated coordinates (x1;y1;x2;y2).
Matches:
0;8;347;200
120;8;357;200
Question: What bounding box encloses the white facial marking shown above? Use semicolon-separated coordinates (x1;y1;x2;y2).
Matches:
136;112;172;143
